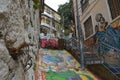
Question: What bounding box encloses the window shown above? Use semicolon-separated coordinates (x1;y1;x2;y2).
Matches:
52;20;55;28
41;17;45;22
84;16;93;39
81;0;89;12
108;0;120;20
46;19;50;25
46;8;51;15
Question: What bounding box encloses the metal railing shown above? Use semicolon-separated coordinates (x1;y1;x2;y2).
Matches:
81;0;89;12
65;37;120;64
65;37;79;51
99;41;120;79
65;37;120;79
65;37;104;65
99;41;120;63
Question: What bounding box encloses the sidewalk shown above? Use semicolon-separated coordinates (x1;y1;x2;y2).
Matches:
35;48;100;80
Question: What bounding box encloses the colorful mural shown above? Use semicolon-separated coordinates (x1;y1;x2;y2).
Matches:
96;25;120;55
36;48;99;80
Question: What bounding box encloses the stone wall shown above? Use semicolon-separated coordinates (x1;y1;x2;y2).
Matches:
0;0;40;80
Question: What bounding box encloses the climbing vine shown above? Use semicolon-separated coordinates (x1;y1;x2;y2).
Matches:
32;0;41;10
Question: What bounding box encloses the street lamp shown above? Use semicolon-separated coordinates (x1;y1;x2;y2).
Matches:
75;0;85;70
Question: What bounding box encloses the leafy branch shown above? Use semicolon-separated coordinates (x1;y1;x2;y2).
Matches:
32;0;41;10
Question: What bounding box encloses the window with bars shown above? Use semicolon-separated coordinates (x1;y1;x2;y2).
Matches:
81;0;89;12
108;0;120;20
84;16;93;39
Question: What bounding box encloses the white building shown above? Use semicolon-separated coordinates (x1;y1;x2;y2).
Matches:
40;4;61;38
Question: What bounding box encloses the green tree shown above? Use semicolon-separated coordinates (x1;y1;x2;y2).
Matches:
58;0;74;35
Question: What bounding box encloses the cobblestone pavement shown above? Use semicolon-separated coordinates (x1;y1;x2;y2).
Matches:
35;48;100;80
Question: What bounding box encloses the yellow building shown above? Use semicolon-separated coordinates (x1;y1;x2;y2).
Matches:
73;0;120;40
40;4;61;37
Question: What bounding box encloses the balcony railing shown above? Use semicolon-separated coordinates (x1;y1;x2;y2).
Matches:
41;22;56;31
42;12;60;22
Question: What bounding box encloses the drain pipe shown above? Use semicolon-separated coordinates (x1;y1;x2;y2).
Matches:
75;0;85;70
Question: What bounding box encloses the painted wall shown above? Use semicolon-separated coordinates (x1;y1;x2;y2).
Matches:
73;0;112;40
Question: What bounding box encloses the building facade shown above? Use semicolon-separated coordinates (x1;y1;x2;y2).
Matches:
72;0;120;78
40;4;61;38
73;0;120;40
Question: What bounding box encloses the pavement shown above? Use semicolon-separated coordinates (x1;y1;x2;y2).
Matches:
35;48;100;80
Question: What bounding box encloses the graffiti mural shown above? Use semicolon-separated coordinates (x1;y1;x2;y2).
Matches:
96;25;120;55
36;49;99;80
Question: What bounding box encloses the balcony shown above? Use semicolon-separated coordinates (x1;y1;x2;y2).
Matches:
42;12;60;22
41;22;56;31
42;12;53;18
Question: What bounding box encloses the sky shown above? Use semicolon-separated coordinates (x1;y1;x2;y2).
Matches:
45;0;69;11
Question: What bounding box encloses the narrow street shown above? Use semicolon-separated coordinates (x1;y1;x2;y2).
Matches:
35;48;100;80
0;0;120;80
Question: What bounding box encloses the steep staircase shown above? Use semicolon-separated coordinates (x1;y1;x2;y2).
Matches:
99;42;120;79
94;25;120;79
65;25;120;79
65;37;103;65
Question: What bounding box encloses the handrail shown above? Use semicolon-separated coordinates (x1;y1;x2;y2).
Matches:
65;37;79;50
65;37;120;55
67;37;120;51
99;41;120;63
100;41;120;79
99;41;120;52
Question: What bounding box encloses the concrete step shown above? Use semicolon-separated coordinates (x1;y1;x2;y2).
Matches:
87;64;119;80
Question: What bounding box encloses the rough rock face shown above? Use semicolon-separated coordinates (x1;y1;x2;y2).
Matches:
0;0;40;80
